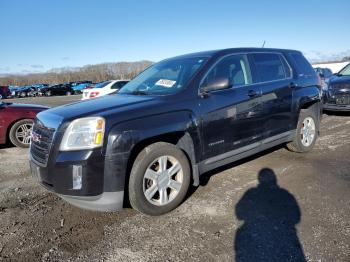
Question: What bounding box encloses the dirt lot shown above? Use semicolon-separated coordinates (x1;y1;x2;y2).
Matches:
1;95;350;262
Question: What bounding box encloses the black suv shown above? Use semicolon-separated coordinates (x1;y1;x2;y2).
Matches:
323;63;350;111
29;48;321;215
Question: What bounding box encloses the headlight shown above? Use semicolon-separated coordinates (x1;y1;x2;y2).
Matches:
60;117;105;151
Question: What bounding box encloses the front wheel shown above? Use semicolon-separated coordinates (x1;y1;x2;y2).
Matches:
9;119;34;148
128;142;191;215
287;109;318;153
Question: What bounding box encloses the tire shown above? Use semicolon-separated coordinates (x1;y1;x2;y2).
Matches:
9;119;34;148
287;109;318;153
128;142;191;215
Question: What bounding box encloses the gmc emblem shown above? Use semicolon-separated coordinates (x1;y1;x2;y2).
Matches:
31;132;42;143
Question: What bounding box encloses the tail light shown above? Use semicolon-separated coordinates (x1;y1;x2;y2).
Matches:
89;91;99;98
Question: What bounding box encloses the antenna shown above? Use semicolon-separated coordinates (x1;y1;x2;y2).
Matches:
262;41;266;48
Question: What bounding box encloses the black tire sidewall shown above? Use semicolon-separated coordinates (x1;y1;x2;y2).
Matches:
129;142;191;216
9;119;33;148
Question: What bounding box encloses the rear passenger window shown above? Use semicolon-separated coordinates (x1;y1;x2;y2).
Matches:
280;55;292;78
251;53;289;82
202;54;252;88
289;52;315;77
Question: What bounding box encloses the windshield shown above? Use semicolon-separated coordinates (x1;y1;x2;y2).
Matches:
338;63;350;76
119;57;208;95
94;81;111;88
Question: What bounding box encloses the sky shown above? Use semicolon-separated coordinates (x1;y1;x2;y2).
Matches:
0;0;349;74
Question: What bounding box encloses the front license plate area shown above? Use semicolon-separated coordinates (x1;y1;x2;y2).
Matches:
336;96;350;105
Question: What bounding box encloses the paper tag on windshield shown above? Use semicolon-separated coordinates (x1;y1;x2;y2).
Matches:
155;79;176;88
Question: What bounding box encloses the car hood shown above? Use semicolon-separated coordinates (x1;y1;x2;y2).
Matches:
329;75;350;87
3;102;49;110
41;94;157;122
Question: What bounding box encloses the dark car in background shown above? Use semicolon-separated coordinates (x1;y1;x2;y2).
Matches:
0;86;11;99
30;48;321;215
314;67;333;81
323;63;350;111
314;67;333;92
41;84;74;96
0;100;49;147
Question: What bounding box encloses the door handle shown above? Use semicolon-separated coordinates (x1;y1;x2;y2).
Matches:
248;90;258;97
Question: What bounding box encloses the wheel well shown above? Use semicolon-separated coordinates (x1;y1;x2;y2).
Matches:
299;101;321;133
300;101;321;117
123;131;194;206
300;101;318;110
126;131;186;175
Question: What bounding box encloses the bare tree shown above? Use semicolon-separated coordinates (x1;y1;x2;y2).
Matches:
0;61;153;86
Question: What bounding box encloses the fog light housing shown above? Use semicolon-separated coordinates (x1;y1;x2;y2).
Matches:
72;165;83;190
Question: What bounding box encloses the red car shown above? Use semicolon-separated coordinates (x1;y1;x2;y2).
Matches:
0;101;49;148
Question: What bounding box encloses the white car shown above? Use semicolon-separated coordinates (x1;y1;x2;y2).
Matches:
82;80;129;100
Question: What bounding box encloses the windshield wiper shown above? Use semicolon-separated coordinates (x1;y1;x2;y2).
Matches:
130;90;149;95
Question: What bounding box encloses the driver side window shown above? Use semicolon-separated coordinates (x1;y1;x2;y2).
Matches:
202;54;252;88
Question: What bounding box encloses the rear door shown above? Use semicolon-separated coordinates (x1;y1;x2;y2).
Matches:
249;53;294;140
199;54;264;160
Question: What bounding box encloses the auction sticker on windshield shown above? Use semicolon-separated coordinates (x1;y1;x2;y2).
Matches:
155;79;176;88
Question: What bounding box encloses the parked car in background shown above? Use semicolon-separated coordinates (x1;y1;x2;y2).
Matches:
31;84;49;96
314;67;333;92
72;82;94;94
81;80;129;100
15;86;35;98
0;86;11;98
30;48;321;215
314;67;333;80
323;63;350;111
9;86;20;97
0;100;49;147
41;84;75;96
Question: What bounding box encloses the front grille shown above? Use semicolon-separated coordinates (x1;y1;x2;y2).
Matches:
332;83;350;90
335;95;350;105
30;120;55;166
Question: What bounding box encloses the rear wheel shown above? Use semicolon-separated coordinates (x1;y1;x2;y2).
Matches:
128;142;191;215
9;119;33;148
287;109;318;153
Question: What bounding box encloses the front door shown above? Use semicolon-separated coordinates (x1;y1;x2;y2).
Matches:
199;54;264;160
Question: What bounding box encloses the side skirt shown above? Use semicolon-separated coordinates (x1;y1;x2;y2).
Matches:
198;130;295;174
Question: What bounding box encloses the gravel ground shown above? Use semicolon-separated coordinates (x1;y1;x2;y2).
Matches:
0;95;349;262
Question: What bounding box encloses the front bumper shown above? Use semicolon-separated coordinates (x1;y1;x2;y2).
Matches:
29;149;128;211
59;191;124;211
323;103;350;112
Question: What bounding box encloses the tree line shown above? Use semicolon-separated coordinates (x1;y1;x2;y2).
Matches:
0;61;153;86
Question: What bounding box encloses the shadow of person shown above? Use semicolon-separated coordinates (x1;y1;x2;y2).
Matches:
234;168;306;262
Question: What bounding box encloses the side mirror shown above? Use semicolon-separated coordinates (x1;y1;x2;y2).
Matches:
201;77;231;93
